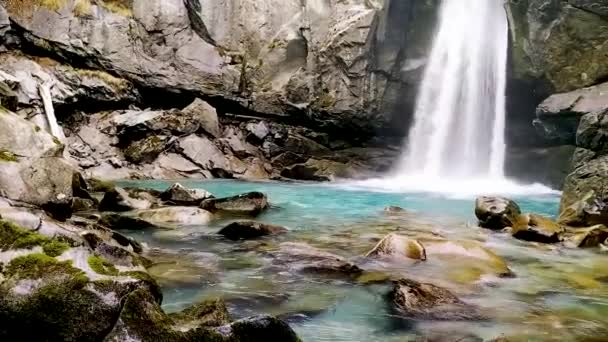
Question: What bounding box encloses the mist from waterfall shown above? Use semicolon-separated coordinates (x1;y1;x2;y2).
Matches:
346;0;557;196
400;0;508;178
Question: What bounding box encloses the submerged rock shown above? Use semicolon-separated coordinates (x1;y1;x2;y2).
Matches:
214;315;300;342
218;221;287;241
475;196;521;230
160;183;213;206
137;207;214;226
366;233;426;261
511;213;565;244
271;242;362;276
201;192;269;216
389;278;485;321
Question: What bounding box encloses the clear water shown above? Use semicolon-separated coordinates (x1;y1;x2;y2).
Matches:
117;179;608;341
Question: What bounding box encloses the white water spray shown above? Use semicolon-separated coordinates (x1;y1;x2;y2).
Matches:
346;0;557;196
401;0;508;178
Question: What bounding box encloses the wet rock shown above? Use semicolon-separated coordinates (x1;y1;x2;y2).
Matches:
181;98;220;138
201;192;268;216
147;257;217;288
160;183;213;206
98;187;156;212
99;213;159;231
271;242;362;276
366;233;426;261
511;213;565;244
384;206;406;213
565;225;608;248
475;196;521;230
218;221;287;241
137;207;214;226
389;278;485;321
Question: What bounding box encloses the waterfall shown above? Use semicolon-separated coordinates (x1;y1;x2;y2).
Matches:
398;0;508;178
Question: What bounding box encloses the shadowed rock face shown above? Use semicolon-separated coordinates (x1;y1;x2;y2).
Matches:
219;221;287;240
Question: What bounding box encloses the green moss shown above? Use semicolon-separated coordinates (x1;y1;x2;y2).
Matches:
42;240;71;257
0;220;72;256
52;136;61;145
88;255;119;276
6;253;88;285
34;125;41;132
0;150;19;162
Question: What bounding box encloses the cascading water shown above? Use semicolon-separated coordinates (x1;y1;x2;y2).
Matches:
348;0;556;196
398;0;508;178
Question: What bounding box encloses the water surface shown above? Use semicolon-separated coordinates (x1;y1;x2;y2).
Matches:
117;180;608;341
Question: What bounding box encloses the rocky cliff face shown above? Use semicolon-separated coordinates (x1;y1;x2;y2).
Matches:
504;0;608;188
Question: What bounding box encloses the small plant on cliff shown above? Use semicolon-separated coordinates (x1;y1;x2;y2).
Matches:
100;0;133;17
73;0;92;16
0;150;18;162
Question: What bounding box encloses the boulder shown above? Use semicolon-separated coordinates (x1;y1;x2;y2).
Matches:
99;187;157;212
365;233;426;261
136;207;214;226
213;315;300;342
474;196;521;230
181;98;220;138
511;213;565;244
218;221;287;241
114;109;200;142
280;159;353;181
389;278;485;321
282;134;329;156
0;80;17;111
160;183;213;206
564;225;608;248
201;192;269;216
41;195;73;222
559;190;608;227
271;242;361;276
124;136;171;164
99;213;159;231
561;155;608;217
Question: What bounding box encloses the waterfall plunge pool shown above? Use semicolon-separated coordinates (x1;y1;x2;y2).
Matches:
115;179;608;341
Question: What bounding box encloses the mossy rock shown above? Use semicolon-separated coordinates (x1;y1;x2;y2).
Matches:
0;150;19;162
0;220;72;257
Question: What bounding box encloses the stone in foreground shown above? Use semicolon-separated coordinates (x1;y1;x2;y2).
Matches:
475;196;521;230
511;213;564;244
201;192;269;216
218;221;287;240
389;278;486;321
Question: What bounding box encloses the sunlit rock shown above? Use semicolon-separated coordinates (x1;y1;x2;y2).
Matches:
365;233;426;261
511;213;564;244
137;207;214;226
201;192;269;216
160;183;213;206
